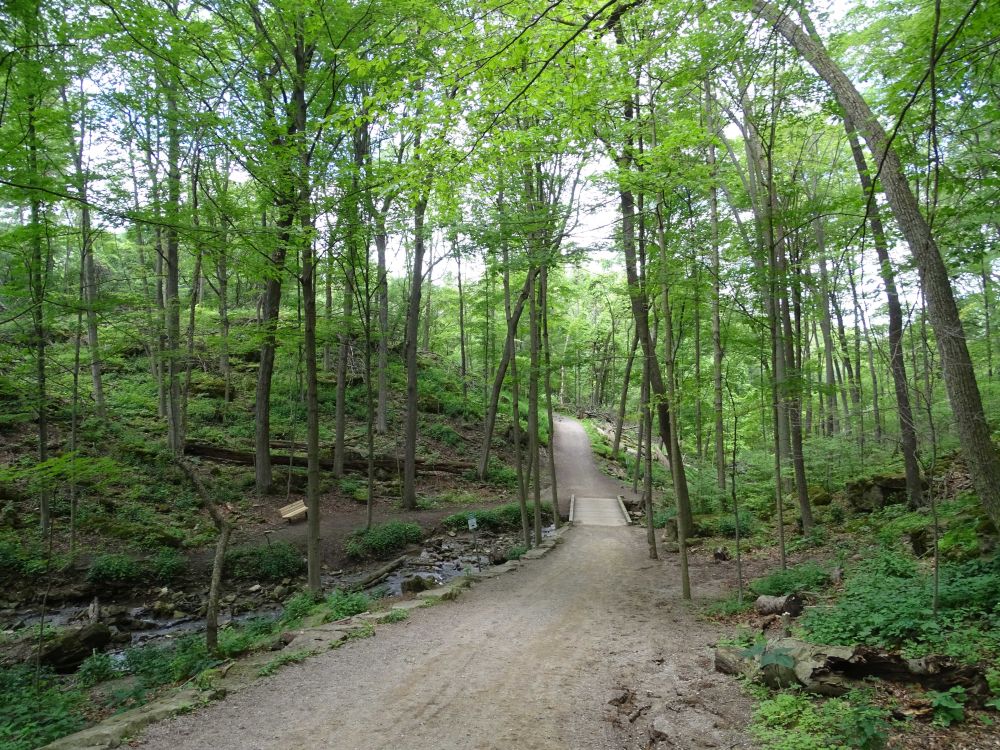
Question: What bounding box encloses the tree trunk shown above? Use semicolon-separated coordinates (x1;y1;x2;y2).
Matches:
844;117;923;507
613;328;639;460
374;225;390;434
754;0;1000;530
541;264;561;528
402;190;428;510
164;75;184;455
334;265;355;478
528;272;543;546
476;266;540;479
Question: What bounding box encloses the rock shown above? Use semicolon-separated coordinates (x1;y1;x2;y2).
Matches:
401;575;436;593
248;584;263;594
38;622;112;673
272;585;287;600
152;600;173;617
222;593;237;604
606;688;631;706
650;716;671;742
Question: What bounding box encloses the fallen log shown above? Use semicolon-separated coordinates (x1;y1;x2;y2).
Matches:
754;594;803;617
348;556;408;591
715;637;989;702
186;442;473;475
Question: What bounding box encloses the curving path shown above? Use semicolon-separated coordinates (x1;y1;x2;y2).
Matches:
138;416;752;750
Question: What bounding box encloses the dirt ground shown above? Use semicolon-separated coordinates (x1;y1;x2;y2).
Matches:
137;417;753;750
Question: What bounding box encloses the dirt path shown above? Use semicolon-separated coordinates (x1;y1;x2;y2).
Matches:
139;417;753;750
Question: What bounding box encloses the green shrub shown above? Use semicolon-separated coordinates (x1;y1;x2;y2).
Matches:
751;691;888;750
750;561;830;597
326;589;371;620
86;553;143;586
345;521;423;559
801;551;1000;661
651;508;676;528
473;459;518;489
0;666;87;750
281;592;316;623
77;651;119;687
506;544;528;560
149;548;187;581
225;541;304;581
426;422;461;447
217;618;277;658
442;502;552;533
929;686;966;727
714;511;755;538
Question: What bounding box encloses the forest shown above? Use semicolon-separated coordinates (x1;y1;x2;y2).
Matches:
0;0;998;748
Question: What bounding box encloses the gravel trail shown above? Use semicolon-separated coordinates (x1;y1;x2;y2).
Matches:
138;417;753;750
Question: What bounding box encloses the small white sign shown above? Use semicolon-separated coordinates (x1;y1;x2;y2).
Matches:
467;516;478;530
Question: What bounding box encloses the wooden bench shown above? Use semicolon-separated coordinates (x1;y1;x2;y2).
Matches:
279;499;307;522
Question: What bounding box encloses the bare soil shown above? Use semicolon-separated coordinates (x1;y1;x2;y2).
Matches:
136;417;754;750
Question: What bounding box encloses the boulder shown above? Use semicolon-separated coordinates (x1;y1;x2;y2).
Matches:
38;622;112;673
401;575;436;593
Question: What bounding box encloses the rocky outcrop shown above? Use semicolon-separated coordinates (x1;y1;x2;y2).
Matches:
38;622;112;672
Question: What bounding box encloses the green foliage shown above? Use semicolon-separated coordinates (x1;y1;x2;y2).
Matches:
506;544;528;560
705;593;754;618
217;618;279;658
695;511;755;538
750;562;830;597
800;551;1000;662
77;652;119;688
751;691;888;750
442;502;553;532
281;592;316;623
425;422;461;447
0;531;47;576
258;649;311;677
433;489;479;505
651;507;676;528
928;686;966;727
473;459;518;489
149;548;188;581
86;553;143;586
378;608;410;623
338;477;368;504
224;541;304;581
326;589;371;620
344;521;423;558
0;666;87;750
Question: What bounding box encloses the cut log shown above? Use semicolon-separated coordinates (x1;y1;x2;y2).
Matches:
754;594;804;617
186;442;473;475
714;637;990;702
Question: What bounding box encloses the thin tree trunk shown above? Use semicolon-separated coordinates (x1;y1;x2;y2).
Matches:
477;266;541;479
374;226;389;434
402;188;428;510
613;328;639;459
334;264;355;478
541;264;561;528
457;246;468;399
164;74;183;455
528;272;543;546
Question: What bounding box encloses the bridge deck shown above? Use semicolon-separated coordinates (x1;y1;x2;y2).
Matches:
570;496;629;526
